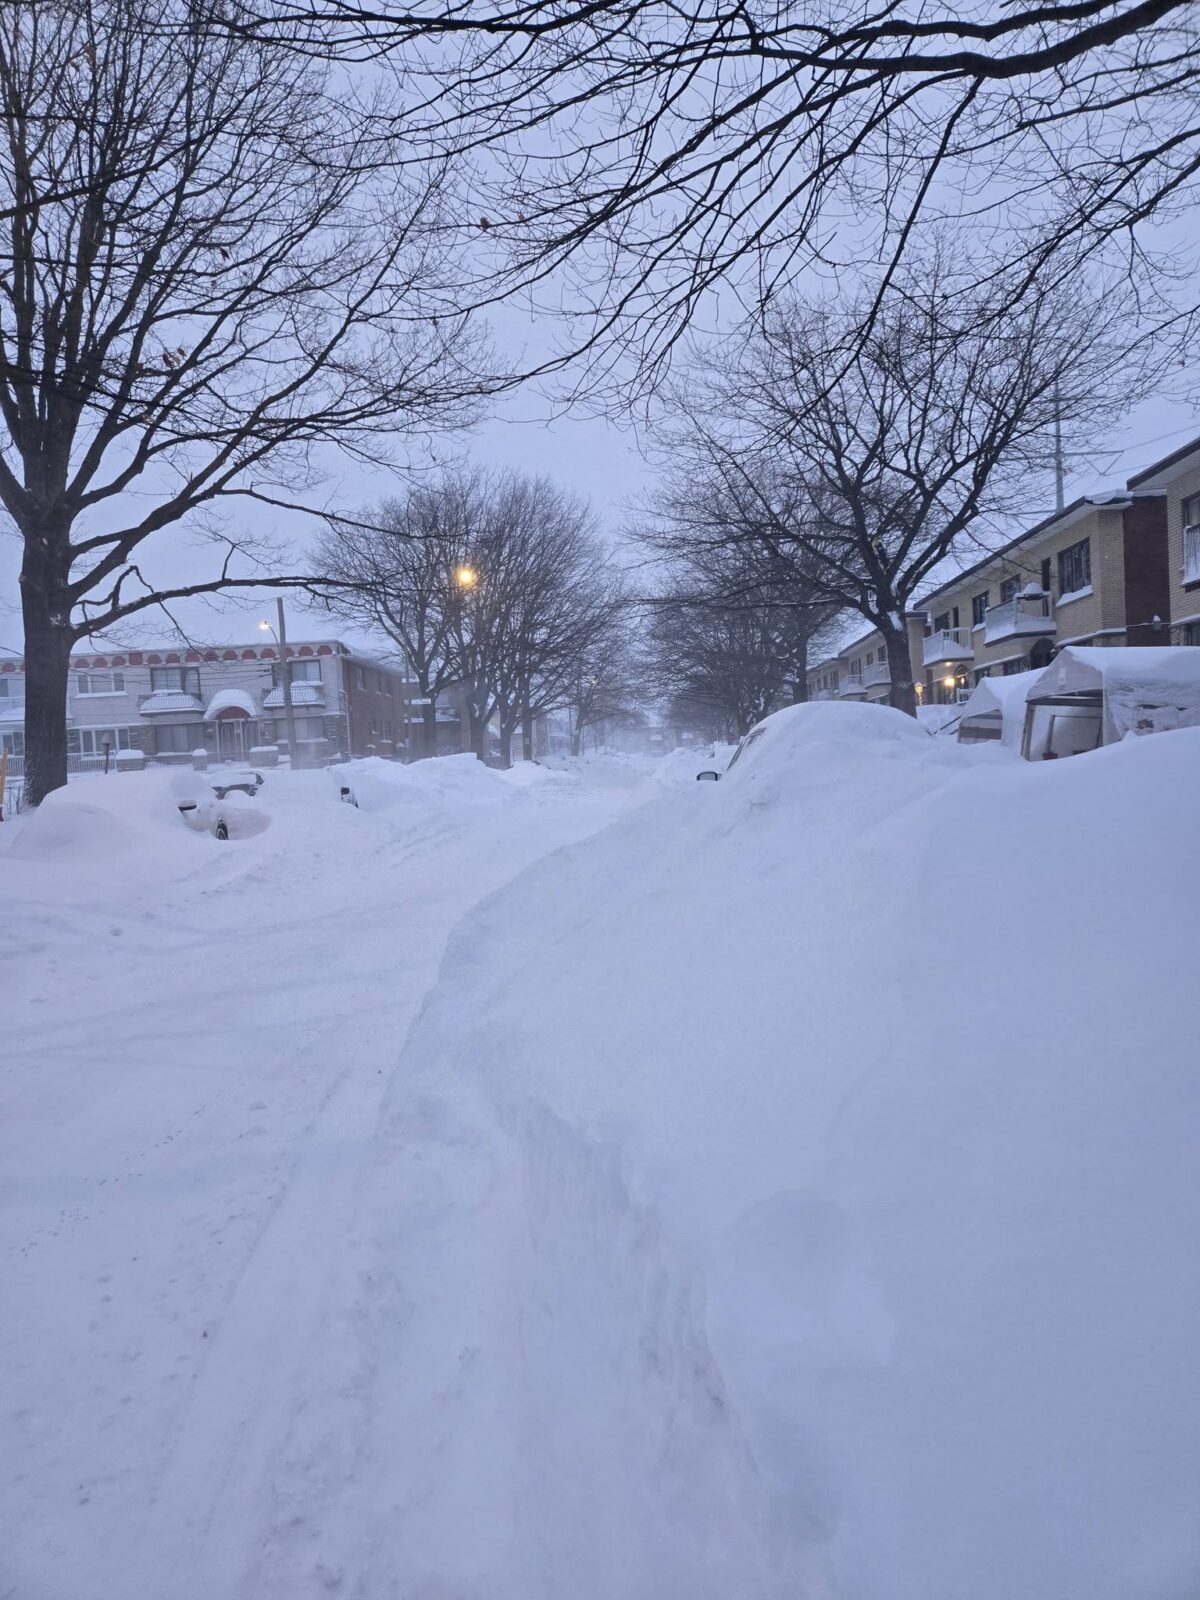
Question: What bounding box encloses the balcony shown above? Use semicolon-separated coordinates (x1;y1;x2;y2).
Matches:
837;673;866;698
262;682;325;710
983;591;1055;644
863;660;891;688
922;627;974;668
138;690;203;715
1183;524;1200;586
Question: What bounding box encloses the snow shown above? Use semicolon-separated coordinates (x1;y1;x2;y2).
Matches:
138;689;203;714
3;710;1198;1600
1056;583;1093;606
203;687;258;720
1029;645;1200;741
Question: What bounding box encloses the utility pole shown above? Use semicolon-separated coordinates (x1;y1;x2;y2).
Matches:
1053;381;1065;514
277;596;300;768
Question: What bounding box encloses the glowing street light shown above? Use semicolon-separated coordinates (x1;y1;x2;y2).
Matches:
454;565;478;590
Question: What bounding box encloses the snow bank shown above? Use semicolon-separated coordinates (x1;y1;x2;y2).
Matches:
400;700;1200;1600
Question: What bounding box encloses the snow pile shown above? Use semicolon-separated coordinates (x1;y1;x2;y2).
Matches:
396;700;1200;1600
331;752;521;816
622;742;737;807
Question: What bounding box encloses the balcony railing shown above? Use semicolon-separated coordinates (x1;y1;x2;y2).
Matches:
983;592;1055;644
922;627;975;668
1184;524;1200;586
837;673;865;698
863;660;891;687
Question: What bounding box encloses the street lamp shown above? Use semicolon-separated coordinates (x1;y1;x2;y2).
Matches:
259;600;299;767
454;564;478;590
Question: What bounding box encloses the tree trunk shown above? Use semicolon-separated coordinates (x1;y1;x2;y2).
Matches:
498;724;514;768
521;701;534;762
21;552;75;807
570;720;583;757
421;700;437;760
881;616;918;716
467;705;487;759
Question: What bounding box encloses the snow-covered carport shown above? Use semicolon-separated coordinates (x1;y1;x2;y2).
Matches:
956;668;1043;750
1022;645;1200;760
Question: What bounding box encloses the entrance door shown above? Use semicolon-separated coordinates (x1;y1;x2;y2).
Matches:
217;715;249;761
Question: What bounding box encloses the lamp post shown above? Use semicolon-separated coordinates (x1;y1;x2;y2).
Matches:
259;598;300;767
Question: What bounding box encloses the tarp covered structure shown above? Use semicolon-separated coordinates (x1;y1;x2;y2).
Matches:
956;669;1043;750
1023;646;1200;757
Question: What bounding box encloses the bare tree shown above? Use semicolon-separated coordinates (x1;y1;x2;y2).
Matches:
232;0;1199;391
654;265;1152;714
317;484;477;757
1;0;481;804
565;626;644;756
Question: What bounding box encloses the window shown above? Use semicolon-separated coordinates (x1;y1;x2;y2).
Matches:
971;591;989;627
377;671;388;694
998;576;1019;604
76;669;125;695
282;716;325;741
1;729;23;756
150;666;200;696
75;727;133;756
153;723;198;754
933;610;951;633
1183;495;1200;583
1057;538;1091;596
0;676;24;702
1001;658;1027;676
1041;557;1052;591
1183;622;1200;646
354;665;366;690
273;658;322;686
849;657;861;675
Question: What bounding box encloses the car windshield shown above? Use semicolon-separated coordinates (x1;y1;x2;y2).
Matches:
725;726;766;771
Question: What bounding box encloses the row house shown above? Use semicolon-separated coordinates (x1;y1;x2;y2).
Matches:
1126;432;1200;645
805;614;928;705
916;492;1169;704
0;640;470;766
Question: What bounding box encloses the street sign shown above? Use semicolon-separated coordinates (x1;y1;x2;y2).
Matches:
409;697;432;705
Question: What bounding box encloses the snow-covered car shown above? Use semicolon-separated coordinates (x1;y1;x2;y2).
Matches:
209;769;264;800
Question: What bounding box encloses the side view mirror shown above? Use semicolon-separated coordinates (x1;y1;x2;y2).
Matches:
696;770;721;782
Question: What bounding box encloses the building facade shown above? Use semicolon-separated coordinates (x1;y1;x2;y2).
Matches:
0;639;472;766
1126;434;1200;646
805;614;928;705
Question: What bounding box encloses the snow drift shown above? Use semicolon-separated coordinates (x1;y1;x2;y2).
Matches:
396;701;1200;1600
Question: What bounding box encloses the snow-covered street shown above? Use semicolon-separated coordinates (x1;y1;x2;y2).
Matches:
3;717;1199;1600
1;757;653;1599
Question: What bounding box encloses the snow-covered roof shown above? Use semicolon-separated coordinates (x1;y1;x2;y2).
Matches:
261;682;324;709
139;690;203;715
204;688;258;720
958;669;1044;749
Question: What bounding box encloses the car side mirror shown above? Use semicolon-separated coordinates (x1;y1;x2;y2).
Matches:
696;770;720;782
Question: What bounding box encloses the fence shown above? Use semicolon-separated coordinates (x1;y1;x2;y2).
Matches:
1;752;123;815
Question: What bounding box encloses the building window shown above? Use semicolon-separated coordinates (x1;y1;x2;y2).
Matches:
971;591;989;627
353;665;366;690
0;675;24;702
932;610;951;633
1183;495;1200;583
75;727;133;756
150;665;201;696
377;671;388;693
1;729;23;756
153;722;198;754
1040;557;1052;591
273;658;323;686
998;576;1019;604
1057;538;1091;596
849;657;861;675
1182;622;1200;646
76;669;125;695
288;716;326;740
1001;658;1027;676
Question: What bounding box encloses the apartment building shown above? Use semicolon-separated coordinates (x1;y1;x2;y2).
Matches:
916;492;1169;704
805;614;929;705
0;639;465;766
1126;433;1200;646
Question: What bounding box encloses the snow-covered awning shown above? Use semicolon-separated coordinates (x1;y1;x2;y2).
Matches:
204;688;258;720
139;690;203;715
261;682;324;709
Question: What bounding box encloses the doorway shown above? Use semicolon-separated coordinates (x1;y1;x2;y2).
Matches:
216;712;250;762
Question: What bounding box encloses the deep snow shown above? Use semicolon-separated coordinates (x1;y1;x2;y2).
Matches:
3;717;1199;1600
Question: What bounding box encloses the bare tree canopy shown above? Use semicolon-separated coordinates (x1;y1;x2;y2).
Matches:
2;0;483;804
645;261;1153;712
314;467;627;764
230;0;1200;388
